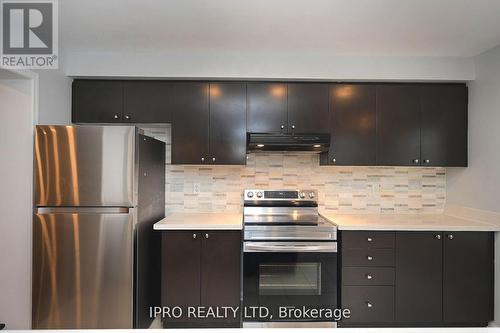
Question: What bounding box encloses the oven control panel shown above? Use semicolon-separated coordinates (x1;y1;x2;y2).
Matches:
244;189;317;202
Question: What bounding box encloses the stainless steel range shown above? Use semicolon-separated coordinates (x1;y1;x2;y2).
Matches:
242;189;338;328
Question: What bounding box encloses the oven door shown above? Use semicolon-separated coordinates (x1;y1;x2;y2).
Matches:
243;242;338;322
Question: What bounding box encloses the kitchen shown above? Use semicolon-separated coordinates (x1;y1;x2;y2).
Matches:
1;1;500;332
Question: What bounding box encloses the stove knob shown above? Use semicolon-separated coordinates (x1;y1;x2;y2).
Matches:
299;192;306;199
309;192;315;199
256;191;263;198
247;191;254;198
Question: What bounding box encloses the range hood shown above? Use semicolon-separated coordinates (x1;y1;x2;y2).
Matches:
247;133;330;152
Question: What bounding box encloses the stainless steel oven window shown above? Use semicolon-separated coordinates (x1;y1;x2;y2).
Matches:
258;262;322;295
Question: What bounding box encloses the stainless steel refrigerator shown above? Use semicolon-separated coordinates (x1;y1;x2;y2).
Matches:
32;125;165;329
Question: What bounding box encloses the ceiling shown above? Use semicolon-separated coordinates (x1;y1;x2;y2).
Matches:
60;0;500;57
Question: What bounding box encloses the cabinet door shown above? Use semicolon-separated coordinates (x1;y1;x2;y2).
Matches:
161;232;201;325
72;80;123;123
247;82;287;133
209;82;247;165
443;232;493;324
420;85;467;167
287;83;329;133
376;85;421;166
171;82;210;164
323;84;376;165
201;231;241;326
395;232;443;324
123;81;172;123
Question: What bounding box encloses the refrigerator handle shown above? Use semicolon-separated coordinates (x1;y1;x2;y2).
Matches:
36;207;131;214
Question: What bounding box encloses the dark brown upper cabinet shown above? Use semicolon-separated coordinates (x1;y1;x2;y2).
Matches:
287;83;329;133
209;83;247;165
171;82;210;164
123;80;172;123
420;85;468;167
72;80;124;123
321;84;376;166
72;79;172;123
171;82;247;165
376;84;422;166
247;83;288;133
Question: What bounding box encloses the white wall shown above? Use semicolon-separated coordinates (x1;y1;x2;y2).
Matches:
66;51;475;82
0;78;34;329
446;43;500;325
447;45;500;212
35;67;72;125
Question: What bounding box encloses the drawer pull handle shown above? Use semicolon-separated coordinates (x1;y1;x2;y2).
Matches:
366;302;373;308
367;237;373;242
192;233;197;239
366;274;373;280
367;255;373;261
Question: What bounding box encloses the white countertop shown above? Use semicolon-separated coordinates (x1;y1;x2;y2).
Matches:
320;212;500;231
153;209;500;232
153;212;243;230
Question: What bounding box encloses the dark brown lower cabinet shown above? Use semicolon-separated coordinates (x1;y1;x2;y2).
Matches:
161;231;241;328
395;232;443;324
343;286;394;323
341;231;494;327
443;232;494;324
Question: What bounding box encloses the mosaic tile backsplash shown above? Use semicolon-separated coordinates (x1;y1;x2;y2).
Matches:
143;126;446;214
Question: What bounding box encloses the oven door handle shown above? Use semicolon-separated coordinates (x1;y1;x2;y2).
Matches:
244;242;337;253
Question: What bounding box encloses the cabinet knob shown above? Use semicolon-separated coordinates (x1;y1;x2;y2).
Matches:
366;274;373;280
291;125;296;130
113;114;119;119
332;158;336;163
413;159;419;164
367;237;373;242
447;234;454;240
192;233;197;239
201;157;205;162
205;233;209;239
212;157;216;162
435;234;441;240
366;302;373;308
367;255;373;261
424;159;430;164
124;115;131;120
280;125;285;130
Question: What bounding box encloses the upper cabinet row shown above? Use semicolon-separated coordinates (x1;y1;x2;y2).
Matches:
72;80;468;167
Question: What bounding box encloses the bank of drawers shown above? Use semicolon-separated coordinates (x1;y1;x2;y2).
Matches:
341;231;395;324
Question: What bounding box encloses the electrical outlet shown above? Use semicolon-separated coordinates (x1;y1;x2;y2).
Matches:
193;183;200;194
369;184;380;195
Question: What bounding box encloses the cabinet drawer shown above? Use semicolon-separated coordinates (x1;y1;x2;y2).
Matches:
342;248;395;267
342;286;394;323
342;231;395;249
343;267;395;286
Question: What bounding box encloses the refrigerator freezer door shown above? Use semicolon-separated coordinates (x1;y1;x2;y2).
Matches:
32;210;134;329
34;125;136;207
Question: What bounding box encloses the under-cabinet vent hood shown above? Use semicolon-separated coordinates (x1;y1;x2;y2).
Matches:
247;133;330;152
